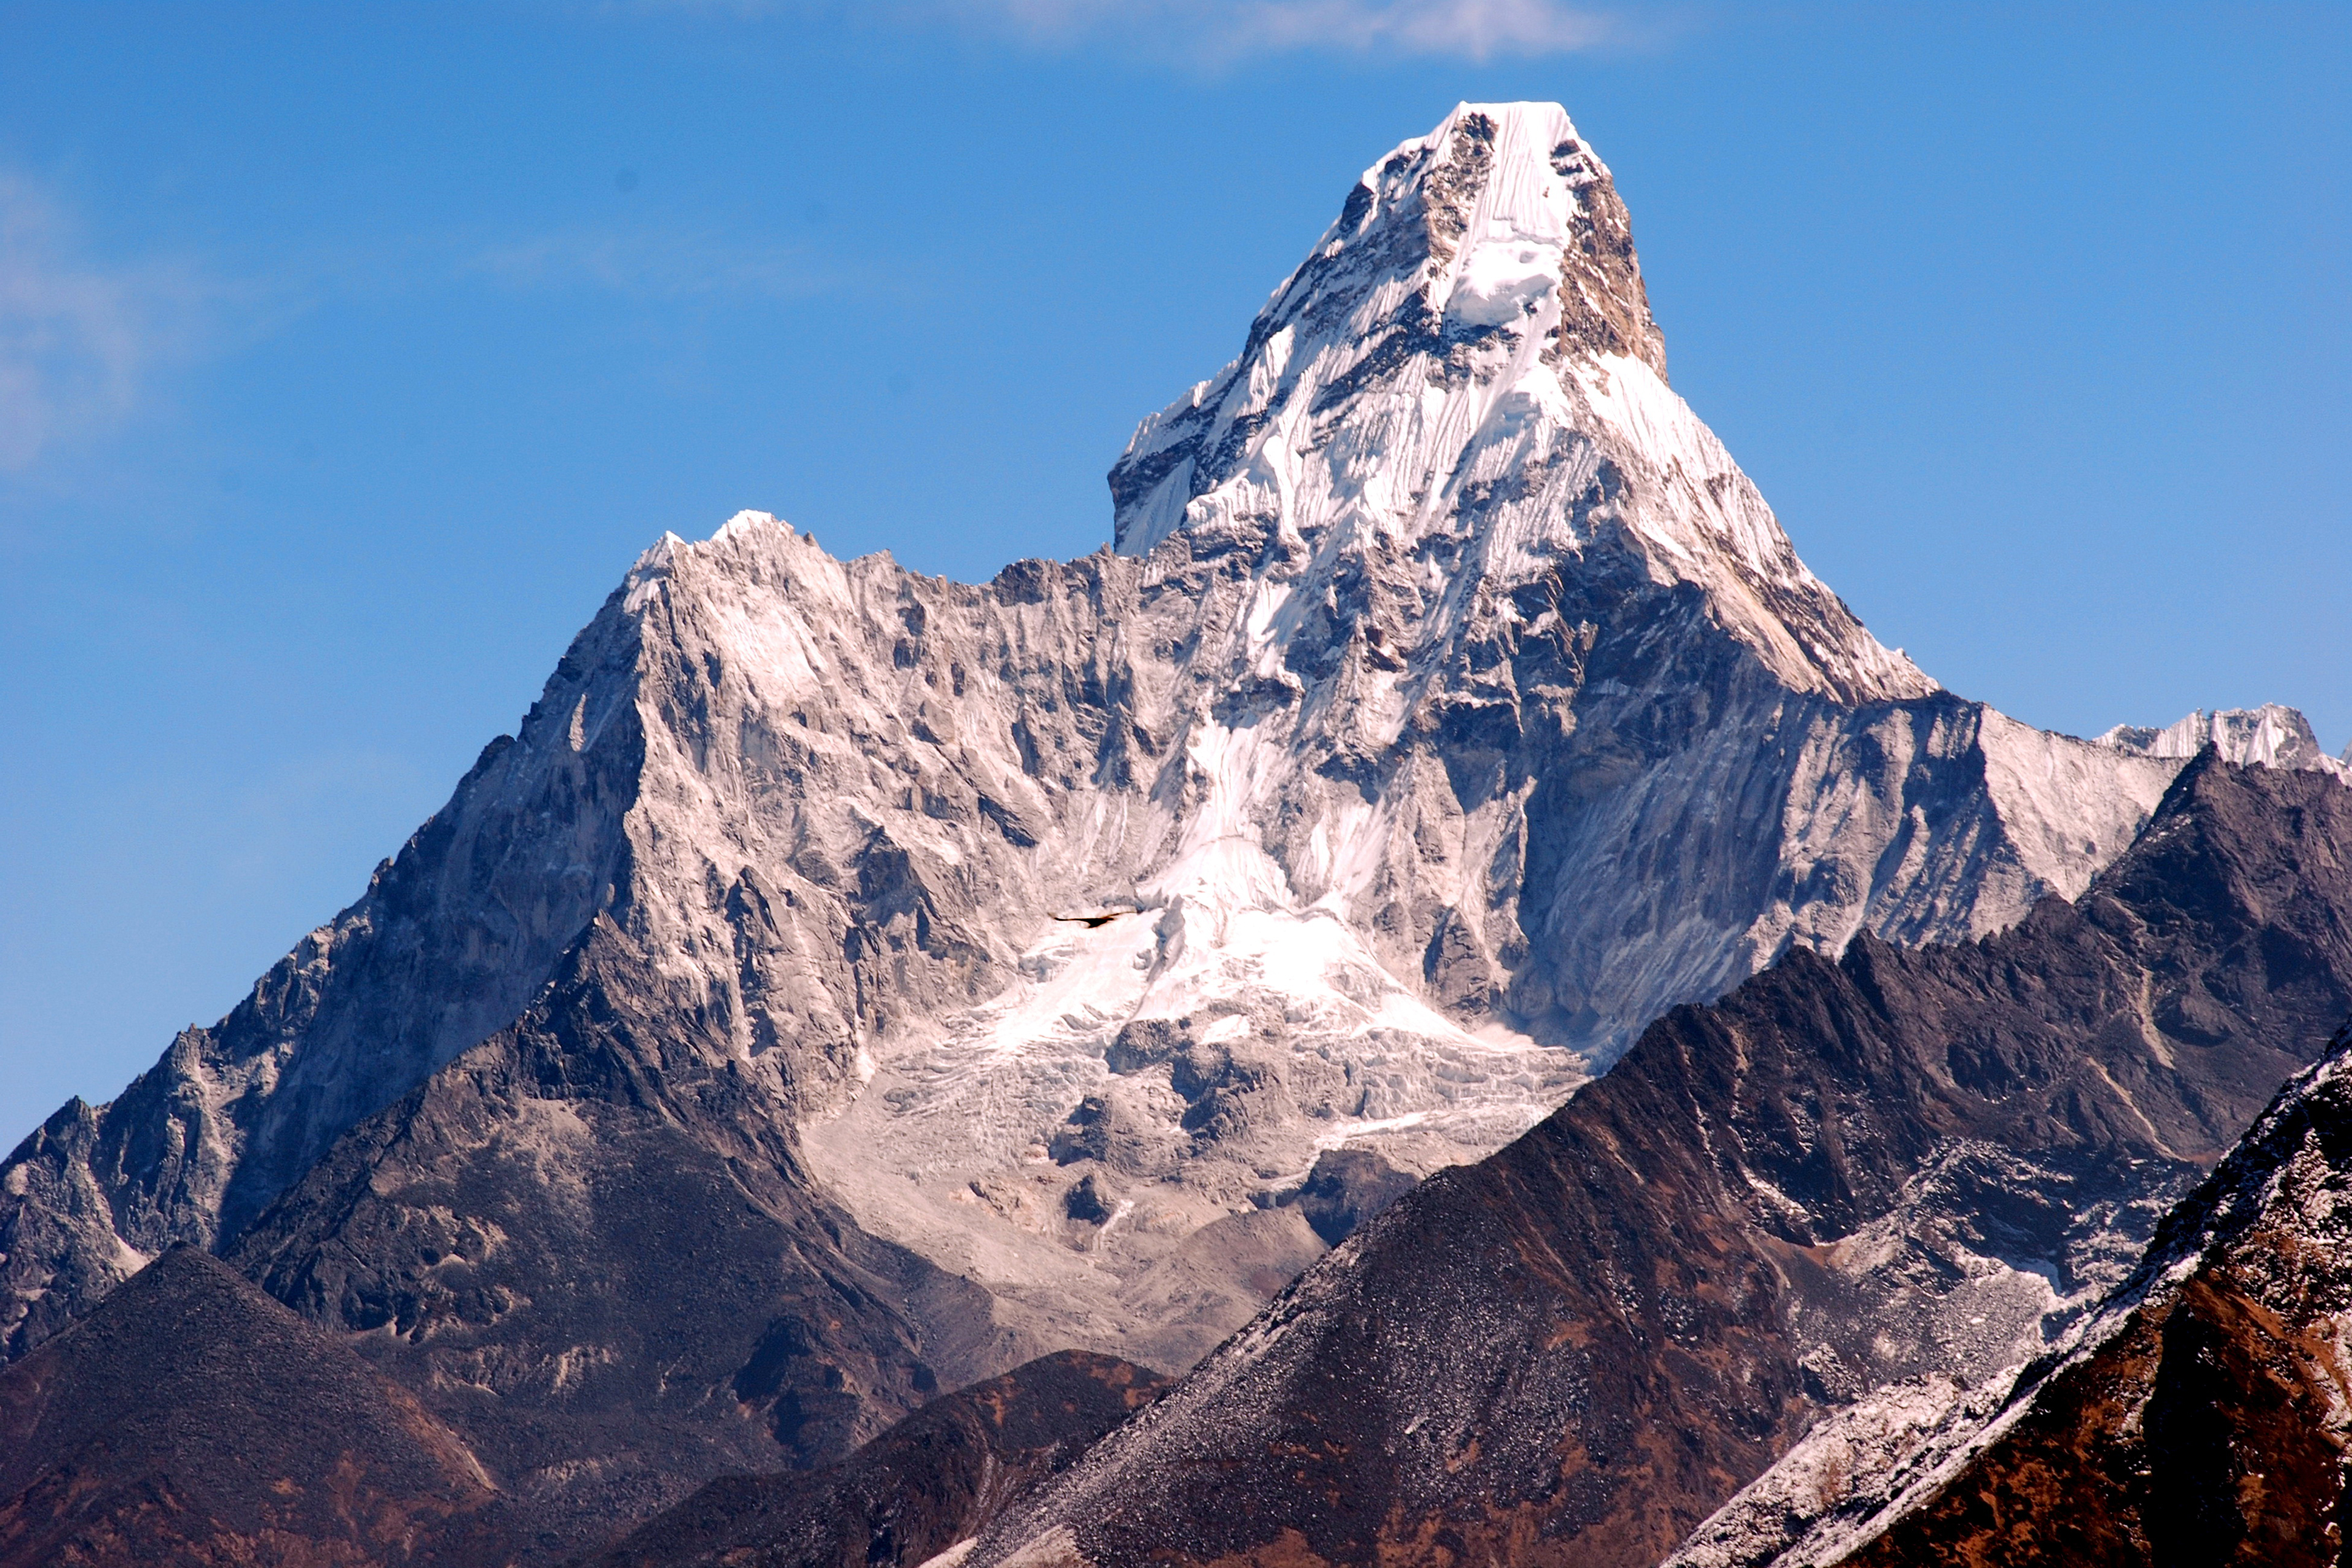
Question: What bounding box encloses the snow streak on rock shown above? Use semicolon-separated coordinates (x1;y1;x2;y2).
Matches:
1110;102;1926;704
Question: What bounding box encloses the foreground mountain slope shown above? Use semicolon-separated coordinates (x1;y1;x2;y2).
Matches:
0;1246;516;1567
968;756;2352;1568
1679;1015;2352;1568
585;1350;1168;1568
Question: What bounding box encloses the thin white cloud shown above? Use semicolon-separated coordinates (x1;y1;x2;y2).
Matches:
465;225;854;299
966;0;1617;59
0;175;212;473
0;178;858;474
631;0;1628;60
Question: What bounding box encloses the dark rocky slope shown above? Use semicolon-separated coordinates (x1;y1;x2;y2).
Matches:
585;1350;1168;1568
0;1245;517;1567
221;910;1014;1558
1709;1017;2352;1568
969;755;2352;1568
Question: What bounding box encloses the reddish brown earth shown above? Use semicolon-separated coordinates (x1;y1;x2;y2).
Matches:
0;1245;519;1568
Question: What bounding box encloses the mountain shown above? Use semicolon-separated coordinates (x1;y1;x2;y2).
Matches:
585;1350;1168;1568
963;755;2352;1568
1674;1012;2352;1568
0;1245;516;1567
0;101;2332;1556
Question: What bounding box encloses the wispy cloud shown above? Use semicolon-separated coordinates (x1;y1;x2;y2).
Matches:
0;174;865;475
0;175;220;473
965;0;1619;59
636;0;1630;61
465;225;857;299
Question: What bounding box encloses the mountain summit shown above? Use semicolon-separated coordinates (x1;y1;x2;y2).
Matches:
1113;101;1927;705
1;102;2333;1554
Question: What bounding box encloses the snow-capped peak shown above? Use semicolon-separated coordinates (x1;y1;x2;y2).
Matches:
1107;101;1930;705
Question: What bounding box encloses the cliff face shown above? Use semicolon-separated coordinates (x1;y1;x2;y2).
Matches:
968;758;2352;1568
216;909;1015;1550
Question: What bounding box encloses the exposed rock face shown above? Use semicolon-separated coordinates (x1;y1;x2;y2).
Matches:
585;1350;1169;1568
1686;1017;2352;1568
0;100;2328;1556
0;1245;517;1567
967;758;2352;1568
1;599;652;1362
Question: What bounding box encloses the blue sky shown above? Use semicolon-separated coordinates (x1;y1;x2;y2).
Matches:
2;1;2346;1148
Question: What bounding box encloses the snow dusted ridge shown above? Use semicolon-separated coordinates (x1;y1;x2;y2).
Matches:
1670;1021;2352;1568
0;103;2331;1375
1660;1373;2021;1568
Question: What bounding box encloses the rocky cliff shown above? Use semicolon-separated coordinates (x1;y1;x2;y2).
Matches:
1676;1008;2352;1568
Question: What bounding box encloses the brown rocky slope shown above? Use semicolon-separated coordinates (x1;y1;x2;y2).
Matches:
0;1245;517;1567
965;754;2352;1568
1696;1015;2352;1567
585;1350;1169;1568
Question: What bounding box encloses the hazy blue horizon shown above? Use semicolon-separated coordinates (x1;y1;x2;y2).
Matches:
3;1;2346;1149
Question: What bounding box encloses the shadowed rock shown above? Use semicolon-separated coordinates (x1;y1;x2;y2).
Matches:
1293;1147;1419;1247
584;1350;1168;1568
0;1245;517;1567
